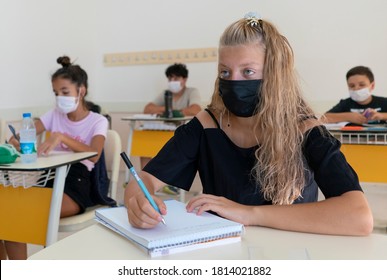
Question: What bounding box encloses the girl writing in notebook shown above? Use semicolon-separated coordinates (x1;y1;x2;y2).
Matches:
2;56;108;259
124;13;373;236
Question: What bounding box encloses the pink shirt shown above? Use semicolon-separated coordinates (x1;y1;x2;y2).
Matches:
40;108;109;171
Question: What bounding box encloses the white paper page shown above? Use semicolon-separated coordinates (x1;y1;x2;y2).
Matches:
323;122;349;130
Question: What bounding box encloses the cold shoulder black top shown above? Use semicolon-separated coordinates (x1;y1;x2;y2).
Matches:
144;110;362;205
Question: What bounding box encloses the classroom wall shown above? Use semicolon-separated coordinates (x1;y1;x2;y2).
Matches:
1;0;387;121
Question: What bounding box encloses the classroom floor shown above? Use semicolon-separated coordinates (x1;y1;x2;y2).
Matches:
26;170;387;258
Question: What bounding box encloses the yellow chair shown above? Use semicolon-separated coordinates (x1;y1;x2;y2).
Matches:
58;129;122;232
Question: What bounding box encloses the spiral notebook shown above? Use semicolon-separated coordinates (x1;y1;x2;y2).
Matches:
95;200;244;257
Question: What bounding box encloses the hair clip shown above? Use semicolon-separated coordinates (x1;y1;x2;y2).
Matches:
244;12;261;27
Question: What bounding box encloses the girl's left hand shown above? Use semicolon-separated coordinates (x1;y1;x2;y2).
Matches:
37;132;62;156
186;194;252;225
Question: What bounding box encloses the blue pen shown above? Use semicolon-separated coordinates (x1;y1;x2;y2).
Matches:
8;124;20;141
120;152;166;225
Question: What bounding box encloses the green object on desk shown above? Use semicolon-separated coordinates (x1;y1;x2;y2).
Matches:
0;144;20;164
172;110;184;118
160;110;184;118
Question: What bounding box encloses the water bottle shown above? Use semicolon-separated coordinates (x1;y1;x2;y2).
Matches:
164;90;173;118
19;112;37;163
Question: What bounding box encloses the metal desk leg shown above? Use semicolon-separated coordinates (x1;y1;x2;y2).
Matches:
179;189;185;202
45;165;68;246
125;120;135;183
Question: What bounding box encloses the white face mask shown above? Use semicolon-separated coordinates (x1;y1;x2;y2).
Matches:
349;87;371;102
168;81;182;93
56;95;79;114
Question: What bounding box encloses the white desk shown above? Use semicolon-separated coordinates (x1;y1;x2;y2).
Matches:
29;223;387;260
0;151;97;246
122;115;192;171
122;115;192;202
327;128;387;183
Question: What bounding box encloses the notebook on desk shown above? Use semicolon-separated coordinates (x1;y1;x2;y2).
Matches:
140;122;177;131
340;126;387;132
95;200;244;257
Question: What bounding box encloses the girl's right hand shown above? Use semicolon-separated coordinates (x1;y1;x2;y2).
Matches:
8;137;20;151
125;186;167;229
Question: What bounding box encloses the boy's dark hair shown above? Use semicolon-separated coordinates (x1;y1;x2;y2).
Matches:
346;66;374;83
165;63;188;78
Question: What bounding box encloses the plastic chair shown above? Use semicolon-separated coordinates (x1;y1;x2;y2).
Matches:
58;129;122;232
0;118;6;143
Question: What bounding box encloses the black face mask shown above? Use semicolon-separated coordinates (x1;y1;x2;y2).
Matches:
218;78;262;117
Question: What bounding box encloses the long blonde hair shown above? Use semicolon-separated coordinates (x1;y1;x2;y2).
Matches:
208;17;317;205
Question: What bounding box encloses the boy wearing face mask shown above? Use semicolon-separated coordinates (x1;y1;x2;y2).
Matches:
143;63;202;117
141;64;202;194
324;66;387;124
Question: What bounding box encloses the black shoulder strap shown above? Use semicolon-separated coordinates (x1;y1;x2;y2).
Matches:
204;108;220;129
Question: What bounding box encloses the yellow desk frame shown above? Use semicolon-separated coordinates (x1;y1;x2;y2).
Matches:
0;152;96;246
131;130;174;158
122;115;191;182
330;131;387;183
341;144;387;183
122;116;192;202
0;186;52;245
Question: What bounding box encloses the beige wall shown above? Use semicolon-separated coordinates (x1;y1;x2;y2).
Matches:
1;0;387;121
